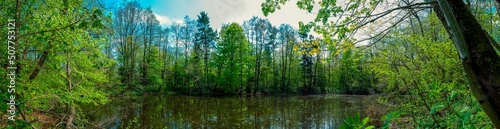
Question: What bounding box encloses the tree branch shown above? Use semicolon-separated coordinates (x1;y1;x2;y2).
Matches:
18;18;83;39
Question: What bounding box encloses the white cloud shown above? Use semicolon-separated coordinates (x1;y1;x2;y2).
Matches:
202;0;316;30
147;0;404;46
153;12;171;27
151;0;317;33
173;19;184;24
153;12;183;27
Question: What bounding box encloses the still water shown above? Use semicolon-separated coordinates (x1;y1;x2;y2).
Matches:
84;94;380;129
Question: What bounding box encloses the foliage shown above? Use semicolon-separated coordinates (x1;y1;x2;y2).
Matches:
339;113;375;129
213;23;251;94
380;110;401;129
3;0;500;128
262;0;500;128
369;11;493;129
0;0;114;127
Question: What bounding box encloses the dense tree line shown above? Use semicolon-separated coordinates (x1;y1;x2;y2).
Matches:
107;2;376;95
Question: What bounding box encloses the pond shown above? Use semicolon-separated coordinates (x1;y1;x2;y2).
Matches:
84;94;381;129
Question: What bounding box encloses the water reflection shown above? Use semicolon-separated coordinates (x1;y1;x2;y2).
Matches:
84;95;378;129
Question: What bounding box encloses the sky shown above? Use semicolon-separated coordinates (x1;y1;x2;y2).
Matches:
100;0;409;45
103;0;317;30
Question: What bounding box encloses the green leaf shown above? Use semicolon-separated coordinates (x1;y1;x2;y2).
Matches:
430;104;445;115
63;0;69;8
78;21;88;29
93;9;103;15
342;119;352;127
339;124;347;129
355;112;361;124
347;3;359;10
92;20;103;28
448;91;458;102
365;126;375;129
362;117;369;125
460;111;472;125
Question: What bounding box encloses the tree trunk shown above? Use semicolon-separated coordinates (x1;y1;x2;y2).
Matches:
65;106;75;129
494;0;500;17
434;0;500;127
65;51;75;129
28;38;53;80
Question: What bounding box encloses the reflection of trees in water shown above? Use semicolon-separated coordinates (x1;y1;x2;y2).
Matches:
84;95;377;128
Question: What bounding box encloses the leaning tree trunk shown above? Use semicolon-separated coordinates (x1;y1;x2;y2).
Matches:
494;0;500;17
433;0;500;127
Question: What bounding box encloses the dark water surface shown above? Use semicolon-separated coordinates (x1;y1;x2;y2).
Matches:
84;94;379;129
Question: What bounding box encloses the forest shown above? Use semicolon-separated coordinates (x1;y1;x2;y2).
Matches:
1;0;500;128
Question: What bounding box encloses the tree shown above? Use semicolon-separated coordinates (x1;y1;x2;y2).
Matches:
114;1;142;91
296;33;321;94
242;17;273;93
194;11;216;95
263;25;278;92
262;0;500;126
159;27;171;92
214;23;251;94
180;16;196;91
170;23;182;91
434;1;500;126
277;24;297;93
139;8;161;88
1;0;112;128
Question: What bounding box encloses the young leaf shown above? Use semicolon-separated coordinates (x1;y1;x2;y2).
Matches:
362;117;369;125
